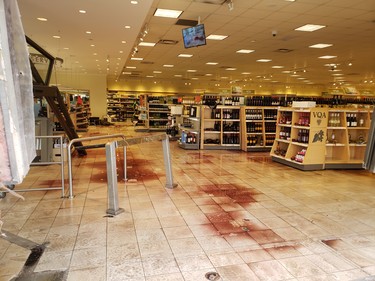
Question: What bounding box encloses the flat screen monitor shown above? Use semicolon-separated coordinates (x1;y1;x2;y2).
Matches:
182;24;206;49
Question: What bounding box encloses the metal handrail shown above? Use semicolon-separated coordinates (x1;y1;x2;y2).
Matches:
67;134;126;198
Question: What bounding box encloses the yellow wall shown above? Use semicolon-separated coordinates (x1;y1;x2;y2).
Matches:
107;77;326;96
50;72;107;117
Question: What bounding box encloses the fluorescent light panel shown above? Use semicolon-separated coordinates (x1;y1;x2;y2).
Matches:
206;62;218;65
257;59;272;62
139;42;156;47
178;54;193;58
309;43;333;49
272;66;284;69
295;24;326;32
236;49;254;54
319;55;337;59
163;64;174;67
130;57;144;61
206;34;228;40
154;8;182;18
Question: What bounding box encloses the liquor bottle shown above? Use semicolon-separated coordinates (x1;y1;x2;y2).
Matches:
352;114;357;127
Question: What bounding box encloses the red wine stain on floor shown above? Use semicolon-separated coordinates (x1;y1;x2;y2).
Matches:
86;158;159;183
321;238;342;250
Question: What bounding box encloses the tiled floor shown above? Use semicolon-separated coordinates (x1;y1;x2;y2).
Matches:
1;124;375;281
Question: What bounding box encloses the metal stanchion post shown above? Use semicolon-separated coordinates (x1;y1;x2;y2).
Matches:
105;142;124;215
162;137;177;189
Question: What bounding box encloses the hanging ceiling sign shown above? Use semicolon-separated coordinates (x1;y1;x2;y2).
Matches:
29;53;49;64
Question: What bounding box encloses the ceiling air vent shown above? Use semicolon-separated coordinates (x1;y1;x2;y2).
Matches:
175;19;199;26
275;48;293;53
346;73;360;76
193;0;227;4
158;39;179;45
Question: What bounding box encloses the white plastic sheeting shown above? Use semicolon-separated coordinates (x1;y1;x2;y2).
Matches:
0;0;35;184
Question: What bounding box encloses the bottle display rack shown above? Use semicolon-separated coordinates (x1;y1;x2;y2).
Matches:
106;92;138;122
271;107;329;171
76;103;90;132
200;106;241;150
146;96;171;131
271;107;373;170
241;107;277;151
178;106;200;150
325;109;372;169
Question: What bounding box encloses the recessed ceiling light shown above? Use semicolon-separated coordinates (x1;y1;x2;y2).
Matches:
37;17;47;21
178;54;193;58
146;75;154;78
319;55;337;59
205;73;213;76
291;74;300;77
309;43;333;49
119;51;123;53
153;71;162;73
332;73;344;76
130;0;138;4
131;57;144;61
226;68;237;71
122;72;132;74
191;77;199;80
125;25;131;29
63;47;69;50
236;49;254;54
139;42;156;47
154;8;182;18
187;69;197;72
257;59;272;62
297;77;306;80
85;31;91;34
121;41;127;44
174;74;182;77
90;44;95;47
163;64;174;67
126;66;136;69
79;10;86;14
272;66;284;69
93;53;97;55
242;72;251;75
282;70;291;73
221;76;229;79
295;24;326;32
52;35;61;39
206;34;228;40
206;62;218;65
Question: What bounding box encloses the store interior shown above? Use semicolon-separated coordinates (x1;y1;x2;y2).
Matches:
0;0;375;280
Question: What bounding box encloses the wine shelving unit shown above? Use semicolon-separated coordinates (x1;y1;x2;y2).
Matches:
240;107;277;151
271;107;329;170
178;106;201;150
200;105;241;150
106;92;138;122
325;109;372;169
271;107;373;170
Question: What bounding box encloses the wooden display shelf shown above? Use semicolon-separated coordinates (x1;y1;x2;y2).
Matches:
271;107;373;170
